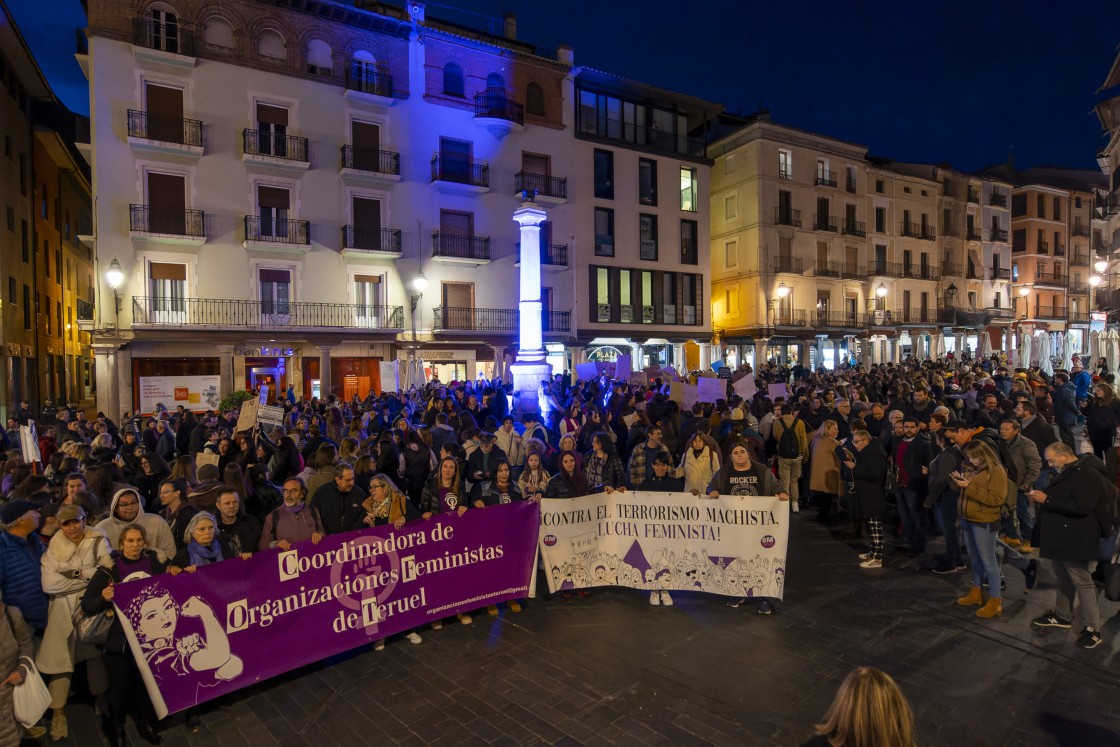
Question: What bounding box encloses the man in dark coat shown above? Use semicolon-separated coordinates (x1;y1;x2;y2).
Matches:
1049;373;1078;450
310;465;368;536
1028;443;1109;649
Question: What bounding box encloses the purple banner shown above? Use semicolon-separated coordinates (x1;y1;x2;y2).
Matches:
112;502;540;718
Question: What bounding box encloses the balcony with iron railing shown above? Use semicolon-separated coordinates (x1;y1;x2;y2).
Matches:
242;129;309;169
900;307;939;324
339;145;401;185
1031;305;1067;319
474;88;524;137
344;60;393;99
341;226;402;255
243;216;310;247
774;207;802;227
515;171;568;202
1054;243;1066;257
515;242;569;270
772;310;808;327
814;311;863;327
132;296;403;330
76;298;95;331
126;110;202;153
431;156;489;194
771;256;804;274
986;307;1014;319
431;232;491;263
815;261;843;278
129;205;205;244
433;306;570;333
1036;240;1050;254
1069;310;1090;323
1068;282;1089;294
966;227;983;241
1072;223;1090;238
132;17;193;57
989;227;1008;243
1034;268;1066;285
990;267;1011;281
842;219;866;237
869;261;903;277
813;214;838;232
989;192;1008;207
901;265;940;281
1070;252;1090;266
815;170;837;188
967;187;980;203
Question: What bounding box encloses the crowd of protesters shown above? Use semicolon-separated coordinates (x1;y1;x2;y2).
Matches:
0;349;1119;742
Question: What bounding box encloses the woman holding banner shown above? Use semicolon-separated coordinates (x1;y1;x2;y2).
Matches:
168;512;251;573
362;475;424;650
517;451;550;501
420;457;473;627
81;524;166;747
469;460;528;615
679;432;720;495
583;434;627;493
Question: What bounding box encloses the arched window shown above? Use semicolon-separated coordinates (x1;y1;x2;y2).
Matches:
443;63;464;97
486;73;504;90
146;4;181;53
307;39;332;75
525;82;544;116
202;16;234;49
258;29;286;62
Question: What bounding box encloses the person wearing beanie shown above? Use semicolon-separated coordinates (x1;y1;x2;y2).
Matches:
0;499;48;631
186;463;225;511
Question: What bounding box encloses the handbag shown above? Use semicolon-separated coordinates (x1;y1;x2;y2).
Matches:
12;656;51;729
71;600;115;646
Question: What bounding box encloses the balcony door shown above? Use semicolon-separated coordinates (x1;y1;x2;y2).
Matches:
541;287;554;331
441;282;474;330
257;186;290;240
846;245;858;276
257;103;288;157
259;269;291;317
439;137;471;182
351;121;381;172
440;209;472;257
354;274;383;328
147;172;185;235
148;262;186;324
352;196;382;250
145;83;183;143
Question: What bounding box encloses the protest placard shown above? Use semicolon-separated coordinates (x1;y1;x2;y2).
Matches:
767;383;789;400
539;492;789;598
614;354;632;381
671;381;698;409
733;375;758;400
696;376;724;403
257;404;285;427
114;503;540;718
195;452;220;470
235;398;259;432
574;362;598;381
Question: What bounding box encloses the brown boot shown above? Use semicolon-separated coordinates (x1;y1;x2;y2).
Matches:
955;586;984;607
976;597;1002;618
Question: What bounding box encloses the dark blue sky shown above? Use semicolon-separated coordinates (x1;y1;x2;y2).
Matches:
10;0;1117;172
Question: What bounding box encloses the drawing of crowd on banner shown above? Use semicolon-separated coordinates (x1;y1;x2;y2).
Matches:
538;492;789;599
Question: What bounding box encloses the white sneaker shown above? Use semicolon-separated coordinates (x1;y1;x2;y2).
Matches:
406;631;422;644
649;591;661;605
860;558;882;569
431;620;442;630
859;552;873;560
661;592;674;606
374;638;386;651
791;501;800;513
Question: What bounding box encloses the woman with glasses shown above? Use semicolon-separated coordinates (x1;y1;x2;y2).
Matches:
363;475;424;649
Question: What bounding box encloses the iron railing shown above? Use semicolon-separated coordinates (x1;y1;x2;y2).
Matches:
1070;252;1090;266
813;214;838;232
244;216;310;245
901;308;939;324
869;261;903;277
815;261;844;278
341;226;402;253
1054;244;1066;257
1034;269;1066;284
243;129;308;162
133;17;192;56
774;207;802;227
345;60;393;97
515;171;567;199
473;87;524;125
841;219;866;237
986;307;1014;319
902;265;940;281
1032;305;1067;319
989;192;1008;207
432;306;570;332
340;145;400;175
990;267;1011;280
988;227;1008;242
967;188;980;203
129;205;205;237
773;310;808;326
815;171;837;188
133;296;403;329
814;311;863;327
516;243;569;266
127;110;202;147
967;227;983;241
432;232;490;260
1068;282;1089;294
1037;240;1050;253
1072;223;1090;238
431;156;489;187
771;256;804;274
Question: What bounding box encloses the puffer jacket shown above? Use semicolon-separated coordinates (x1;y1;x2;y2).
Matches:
957;464;1008;524
678;445;720;494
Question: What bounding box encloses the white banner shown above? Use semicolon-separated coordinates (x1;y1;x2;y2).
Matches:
538;492;788;599
138;376;221;414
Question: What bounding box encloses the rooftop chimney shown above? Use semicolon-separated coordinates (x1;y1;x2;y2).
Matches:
557;45;574;66
504;13;517;40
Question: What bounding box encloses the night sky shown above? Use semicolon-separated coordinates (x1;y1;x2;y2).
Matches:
9;0;1117;172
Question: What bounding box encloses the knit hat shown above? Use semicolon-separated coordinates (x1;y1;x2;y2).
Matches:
730;408;745;421
0;499;40;525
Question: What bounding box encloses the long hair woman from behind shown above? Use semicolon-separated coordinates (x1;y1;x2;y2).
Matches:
1083;381;1120;458
805;666;916;747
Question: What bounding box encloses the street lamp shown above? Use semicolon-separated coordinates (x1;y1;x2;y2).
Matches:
105;257;124;326
409;272;428;359
876;282;888;298
1095;259;1109;274
766;282;790;326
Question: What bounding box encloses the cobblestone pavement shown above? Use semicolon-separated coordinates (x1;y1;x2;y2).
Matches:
57;515;1120;746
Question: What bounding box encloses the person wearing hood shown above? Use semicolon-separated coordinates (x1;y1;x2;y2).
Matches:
186;463;225;512
97;487;176;563
37;505;112;740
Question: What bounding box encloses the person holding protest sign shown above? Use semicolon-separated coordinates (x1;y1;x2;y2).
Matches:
82;524;167;747
420;457;473;627
706;439;789;614
258;478;325;551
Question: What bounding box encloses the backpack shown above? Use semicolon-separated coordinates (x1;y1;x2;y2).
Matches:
777;417;802;459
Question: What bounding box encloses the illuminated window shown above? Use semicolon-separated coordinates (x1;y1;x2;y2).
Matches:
680;167;697;212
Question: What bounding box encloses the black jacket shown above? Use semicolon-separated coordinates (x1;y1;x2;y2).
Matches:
81;551;167;653
218;513;262;556
1021;415;1057;461
469;480;525;506
1037;454;1108;562
851;443;888;516
645;474;685;492
310;482;369;535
